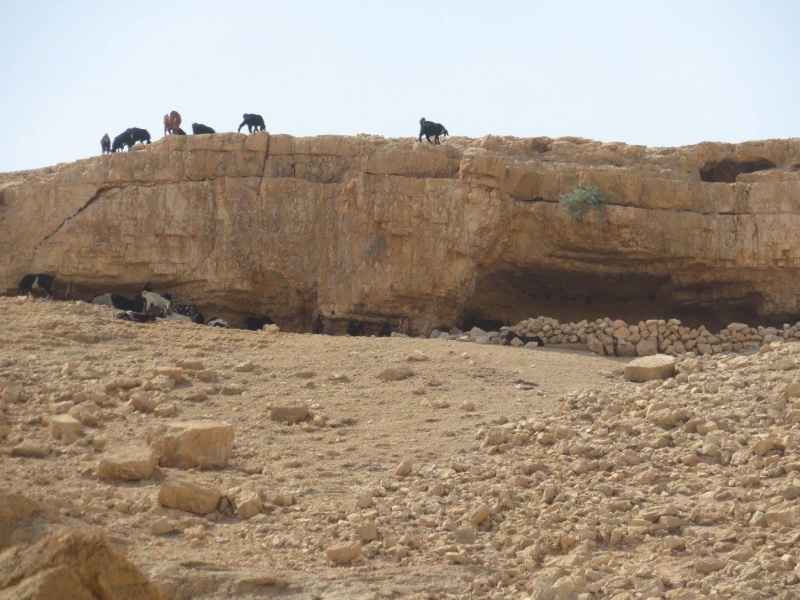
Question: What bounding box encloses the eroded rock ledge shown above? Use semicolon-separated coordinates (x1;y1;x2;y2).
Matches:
1;133;799;331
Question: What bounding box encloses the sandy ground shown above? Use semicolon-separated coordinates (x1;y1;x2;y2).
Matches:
1;296;799;599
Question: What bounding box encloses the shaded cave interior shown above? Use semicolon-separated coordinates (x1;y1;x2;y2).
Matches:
15;267;785;336
460;269;770;333
699;158;776;183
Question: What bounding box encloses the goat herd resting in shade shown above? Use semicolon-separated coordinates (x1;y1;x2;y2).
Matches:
14;273;422;337
100;112;449;154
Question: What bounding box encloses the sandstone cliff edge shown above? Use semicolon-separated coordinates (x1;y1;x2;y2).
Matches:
1;133;798;331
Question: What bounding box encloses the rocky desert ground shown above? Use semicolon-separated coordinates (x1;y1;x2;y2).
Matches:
1;296;800;599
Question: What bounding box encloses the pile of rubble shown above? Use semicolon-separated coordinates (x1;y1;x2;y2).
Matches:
441;316;800;358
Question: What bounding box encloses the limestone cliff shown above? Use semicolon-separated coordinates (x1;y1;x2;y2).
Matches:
1;133;799;331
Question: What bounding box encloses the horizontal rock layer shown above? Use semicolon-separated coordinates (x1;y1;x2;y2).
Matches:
1;133;799;330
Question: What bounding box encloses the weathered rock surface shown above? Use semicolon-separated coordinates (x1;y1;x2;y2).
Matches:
147;421;234;469
157;477;221;515
98;444;157;481
3;135;800;330
624;354;677;382
0;494;53;550
269;403;309;425
0;529;162;599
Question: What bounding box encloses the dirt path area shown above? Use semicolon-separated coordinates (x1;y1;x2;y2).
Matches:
2;297;799;599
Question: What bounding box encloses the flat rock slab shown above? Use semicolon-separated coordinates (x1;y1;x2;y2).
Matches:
158;477;221;515
98;444;157;481
624;354;676;382
11;439;51;458
147;420;234;469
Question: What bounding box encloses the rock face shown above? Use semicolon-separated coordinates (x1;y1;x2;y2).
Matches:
2;134;799;330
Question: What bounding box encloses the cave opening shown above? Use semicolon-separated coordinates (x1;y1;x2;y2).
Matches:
461;316;509;332
461;269;767;332
699;158;776;183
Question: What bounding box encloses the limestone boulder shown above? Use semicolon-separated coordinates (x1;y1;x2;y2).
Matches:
235;491;263;519
624;355;676;383
147;420;234;469
635;339;658;357
98;444;157;481
326;541;362;565
615;338;637;357
48;414;82;441
158;477;221;515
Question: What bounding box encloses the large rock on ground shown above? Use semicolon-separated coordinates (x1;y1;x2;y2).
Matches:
147;421;234;469
0;529;162;599
158;477;221;515
624;354;677;382
98;445;157;481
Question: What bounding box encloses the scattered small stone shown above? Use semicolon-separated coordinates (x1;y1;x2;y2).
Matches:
270;403;310;425
395;460;412;477
149;517;175;535
49;414;82;441
326;541;362;564
236;491;263;519
11;439;51;458
355;521;378;543
466;504;490;525
377;367;414;382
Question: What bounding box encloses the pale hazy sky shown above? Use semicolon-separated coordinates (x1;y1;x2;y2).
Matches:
1;0;798;172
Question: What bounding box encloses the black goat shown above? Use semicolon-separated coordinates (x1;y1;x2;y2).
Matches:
116;311;156;323
19;274;55;298
502;331;545;347
311;314;324;334
419;118;449;145
246;315;274;330
238;113;266;133
346;321;365;336
128;127;151;144
192;123;215;135
111;130;132;152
